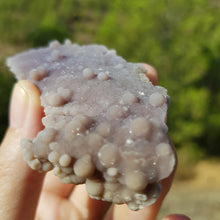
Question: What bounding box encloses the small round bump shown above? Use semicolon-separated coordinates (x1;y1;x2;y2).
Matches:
64;114;91;140
30;67;48;81
125;171;148;191
54;166;61;174
155;143;171;156
149;92;165;107
102;191;113;202
48;151;60;164
98;143;118;167
74;114;91;125
67;119;82;134
57;87;72;101
103;172;117;183
28;159;41;170
68;114;92;133
70;174;85;184
73;154;95;178
86;179;104;197
96;122;111;137
22;150;34;162
37;128;56;143
127;202;139;211
107;167;118;177
54;167;64;177
49;40;61;48
64;39;72;45
60;176;72;184
130;117;152;138
42;162;53;172
97;72;109;81
121;92;138;105
47;93;65;107
59;154;72;167
82;68;95;79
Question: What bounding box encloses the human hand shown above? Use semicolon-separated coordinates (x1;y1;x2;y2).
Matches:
0;64;190;220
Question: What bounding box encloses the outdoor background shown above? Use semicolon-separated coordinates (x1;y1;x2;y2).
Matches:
0;0;219;219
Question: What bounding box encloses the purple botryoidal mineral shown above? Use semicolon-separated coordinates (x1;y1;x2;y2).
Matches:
7;40;175;211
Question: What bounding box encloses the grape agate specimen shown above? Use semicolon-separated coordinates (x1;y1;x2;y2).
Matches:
7;40;175;211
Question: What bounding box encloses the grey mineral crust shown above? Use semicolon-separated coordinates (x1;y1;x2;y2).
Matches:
7;40;175;211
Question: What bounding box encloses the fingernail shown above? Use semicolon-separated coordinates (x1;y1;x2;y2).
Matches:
10;82;29;128
162;214;191;220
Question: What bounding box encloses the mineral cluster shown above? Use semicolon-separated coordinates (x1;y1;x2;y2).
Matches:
7;40;175;211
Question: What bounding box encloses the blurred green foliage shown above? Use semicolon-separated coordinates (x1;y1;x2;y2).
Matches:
27;26;70;47
0;63;15;138
0;0;219;157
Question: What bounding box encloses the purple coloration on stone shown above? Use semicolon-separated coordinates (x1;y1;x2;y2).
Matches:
6;40;175;210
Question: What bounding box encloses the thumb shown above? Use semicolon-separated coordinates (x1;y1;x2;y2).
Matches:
0;80;45;220
10;80;44;137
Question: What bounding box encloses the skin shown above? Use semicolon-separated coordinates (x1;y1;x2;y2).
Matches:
0;64;190;220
